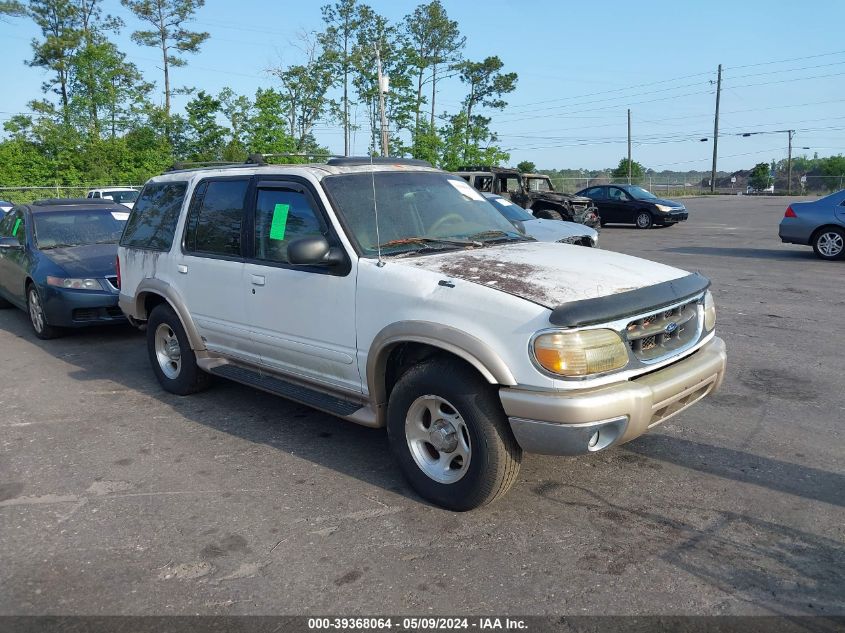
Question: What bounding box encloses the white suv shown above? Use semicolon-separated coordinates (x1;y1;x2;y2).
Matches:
118;157;726;510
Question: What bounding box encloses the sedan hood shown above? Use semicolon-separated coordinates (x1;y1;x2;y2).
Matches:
523;218;597;243
401;242;688;308
651;198;685;208
42;243;118;277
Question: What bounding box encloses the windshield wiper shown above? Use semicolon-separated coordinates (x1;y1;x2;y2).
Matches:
377;236;481;251
465;230;531;243
39;243;79;250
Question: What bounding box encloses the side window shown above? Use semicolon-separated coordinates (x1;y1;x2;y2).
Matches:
2;211;25;244
474;176;492;192
121;181;188;251
93;192;101;199
584;187;605;199
253;187;325;264
184;179;248;257
0;209;15;236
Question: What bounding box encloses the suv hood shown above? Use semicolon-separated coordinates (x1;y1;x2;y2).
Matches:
400;242;687;308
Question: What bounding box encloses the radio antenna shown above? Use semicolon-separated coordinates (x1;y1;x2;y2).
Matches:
370;153;385;267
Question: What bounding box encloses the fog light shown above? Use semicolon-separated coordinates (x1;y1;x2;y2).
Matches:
588;431;600;448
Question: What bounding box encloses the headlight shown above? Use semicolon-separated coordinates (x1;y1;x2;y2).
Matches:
654;204;675;212
533;329;629;377
703;290;716;331
556;236;579;245
46;276;102;291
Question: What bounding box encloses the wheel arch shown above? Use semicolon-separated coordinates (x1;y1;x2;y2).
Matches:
132;279;205;351
367;321;517;425
810;223;845;243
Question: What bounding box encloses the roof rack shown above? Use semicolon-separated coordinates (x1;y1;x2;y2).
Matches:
455;165;516;172
165;152;347;174
326;156;433;168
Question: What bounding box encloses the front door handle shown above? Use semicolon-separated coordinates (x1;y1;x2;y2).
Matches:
251;275;265;286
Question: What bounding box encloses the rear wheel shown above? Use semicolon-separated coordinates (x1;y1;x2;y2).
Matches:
635;210;654;229
812;227;845;260
27;285;61;340
146;303;211;395
387;358;522;511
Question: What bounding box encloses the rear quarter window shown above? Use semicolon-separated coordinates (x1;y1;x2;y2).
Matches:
120;181;187;250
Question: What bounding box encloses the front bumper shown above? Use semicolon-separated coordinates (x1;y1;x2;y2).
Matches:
42;286;126;328
500;337;726;455
657;210;688;224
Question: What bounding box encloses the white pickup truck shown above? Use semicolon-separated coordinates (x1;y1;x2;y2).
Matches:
117;157;726;510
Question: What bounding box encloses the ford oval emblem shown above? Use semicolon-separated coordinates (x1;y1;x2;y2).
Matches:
664;321;679;335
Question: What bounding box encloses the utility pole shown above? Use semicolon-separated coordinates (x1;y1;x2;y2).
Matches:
627;109;632;184
710;64;722;194
375;45;390;157
787;129;794;195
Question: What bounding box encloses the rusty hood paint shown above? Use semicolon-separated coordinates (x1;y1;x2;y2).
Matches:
399;242;690;308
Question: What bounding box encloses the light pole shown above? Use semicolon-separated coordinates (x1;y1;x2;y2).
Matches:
739;129;802;194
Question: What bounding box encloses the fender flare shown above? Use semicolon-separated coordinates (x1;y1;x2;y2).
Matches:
130;278;205;351
366;321;517;408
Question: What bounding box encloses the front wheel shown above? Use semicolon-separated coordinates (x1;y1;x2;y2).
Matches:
533;208;563;221
387;358;522;511
635;211;654;229
27;285;61;339
146;303;211;395
812;227;845;260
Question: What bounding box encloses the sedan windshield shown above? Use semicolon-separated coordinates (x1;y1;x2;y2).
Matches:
323;172;526;256
622;185;658;200
487;196;535;222
34;210;127;249
101;190;138;204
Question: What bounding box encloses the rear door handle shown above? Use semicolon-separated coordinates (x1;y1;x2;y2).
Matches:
251;275;265;286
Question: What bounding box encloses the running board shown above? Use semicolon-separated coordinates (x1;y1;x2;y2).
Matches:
210;364;362;418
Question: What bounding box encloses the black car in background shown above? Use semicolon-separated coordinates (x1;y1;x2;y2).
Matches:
574;184;688;229
0;199;129;339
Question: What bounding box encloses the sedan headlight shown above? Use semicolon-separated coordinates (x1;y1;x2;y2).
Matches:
46;276;102;291
703;290;716;331
533;329;629;377
654;204;676;212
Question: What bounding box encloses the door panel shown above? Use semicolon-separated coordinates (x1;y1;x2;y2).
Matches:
245;183;360;393
179;178;256;363
0;210;28;304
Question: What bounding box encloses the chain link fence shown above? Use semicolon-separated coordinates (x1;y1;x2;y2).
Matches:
0;185;143;205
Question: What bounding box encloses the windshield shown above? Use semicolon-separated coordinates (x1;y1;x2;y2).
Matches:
525;177;553;192
34;210;127;249
622;185;658;200
101;190;138;204
323;172;526;256
486;196;535;222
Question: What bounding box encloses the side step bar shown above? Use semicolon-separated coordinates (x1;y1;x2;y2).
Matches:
210;364;362;417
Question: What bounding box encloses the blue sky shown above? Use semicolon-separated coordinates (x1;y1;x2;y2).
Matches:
1;0;844;172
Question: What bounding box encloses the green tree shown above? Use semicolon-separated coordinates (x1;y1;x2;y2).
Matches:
517;161;536;173
27;0;82;116
245;88;297;157
120;0;208;125
612;158;645;181
184;90;225;161
456;56;516;157
319;0;361;157
748;162;772;190
218;87;251;160
439;111;508;172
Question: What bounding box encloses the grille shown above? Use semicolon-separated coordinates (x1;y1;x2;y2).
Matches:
625;299;700;362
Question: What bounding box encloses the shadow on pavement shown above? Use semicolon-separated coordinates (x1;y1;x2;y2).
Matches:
663;246;815;260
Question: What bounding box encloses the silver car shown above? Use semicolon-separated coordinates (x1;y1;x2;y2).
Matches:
484;193;598;247
779;190;845;260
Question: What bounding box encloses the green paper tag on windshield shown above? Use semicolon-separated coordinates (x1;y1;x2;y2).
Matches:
269;203;290;241
12;218;21;237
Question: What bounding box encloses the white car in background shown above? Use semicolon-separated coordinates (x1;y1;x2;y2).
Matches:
484;193;598;247
86;187;139;209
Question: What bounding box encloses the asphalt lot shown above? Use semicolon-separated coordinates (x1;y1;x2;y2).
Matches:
1;195;843;616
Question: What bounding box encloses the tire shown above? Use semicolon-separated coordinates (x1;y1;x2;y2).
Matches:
27;285;62;340
812;227;845;260
387;358;522;511
534;208;563;221
146;303;211;395
635;210;654;229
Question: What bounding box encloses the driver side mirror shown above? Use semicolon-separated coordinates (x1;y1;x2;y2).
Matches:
0;237;22;250
287;236;345;267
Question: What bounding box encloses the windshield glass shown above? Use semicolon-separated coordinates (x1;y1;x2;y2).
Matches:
34;210;127;249
525;177;553;192
101;190;138;204
622;185;658;200
323;172;526;256
486;196;535;222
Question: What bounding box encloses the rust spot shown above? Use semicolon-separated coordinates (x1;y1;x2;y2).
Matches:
435;255;552;304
